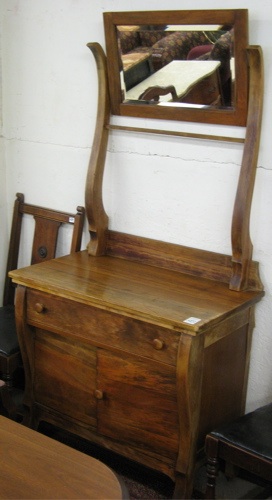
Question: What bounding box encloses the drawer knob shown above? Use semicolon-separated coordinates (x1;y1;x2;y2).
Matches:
94;389;104;400
34;302;45;313
152;338;164;350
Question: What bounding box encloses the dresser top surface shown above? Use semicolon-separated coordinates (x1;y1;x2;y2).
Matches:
9;250;263;333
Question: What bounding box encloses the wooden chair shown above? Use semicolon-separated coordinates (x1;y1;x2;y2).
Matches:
205;403;272;499
0;193;85;389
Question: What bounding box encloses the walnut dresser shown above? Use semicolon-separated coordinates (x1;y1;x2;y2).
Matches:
10;234;264;498
9;13;265;498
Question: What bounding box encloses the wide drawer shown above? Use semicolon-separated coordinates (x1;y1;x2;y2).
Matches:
26;289;180;365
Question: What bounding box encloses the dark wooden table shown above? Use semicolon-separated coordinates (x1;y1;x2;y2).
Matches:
0;415;126;499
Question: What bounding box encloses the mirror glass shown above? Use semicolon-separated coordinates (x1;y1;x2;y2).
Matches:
103;10;248;126
119;25;233;106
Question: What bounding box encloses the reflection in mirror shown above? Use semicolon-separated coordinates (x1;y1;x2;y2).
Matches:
103;10;248;125
118;24;234;109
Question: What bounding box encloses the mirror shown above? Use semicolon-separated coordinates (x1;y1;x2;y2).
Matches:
103;10;248;126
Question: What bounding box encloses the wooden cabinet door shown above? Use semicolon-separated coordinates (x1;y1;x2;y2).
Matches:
96;350;179;459
34;329;97;426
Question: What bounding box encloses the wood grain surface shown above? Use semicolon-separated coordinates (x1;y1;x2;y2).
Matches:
0;416;125;499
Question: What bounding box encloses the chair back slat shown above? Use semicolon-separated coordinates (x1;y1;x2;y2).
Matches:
3;193;85;306
31;217;61;265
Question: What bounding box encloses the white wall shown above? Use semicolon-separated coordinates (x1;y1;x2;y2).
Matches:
1;0;272;412
0;4;7;299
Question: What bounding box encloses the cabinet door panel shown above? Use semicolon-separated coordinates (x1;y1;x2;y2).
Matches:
34;329;97;426
97;351;179;458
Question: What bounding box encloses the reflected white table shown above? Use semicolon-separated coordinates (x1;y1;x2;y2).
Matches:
125;60;220;102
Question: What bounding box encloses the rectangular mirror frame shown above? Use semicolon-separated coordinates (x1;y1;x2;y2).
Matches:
103;9;248;126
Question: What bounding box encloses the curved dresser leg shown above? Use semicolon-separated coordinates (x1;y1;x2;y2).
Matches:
14;285;34;427
174;334;205;498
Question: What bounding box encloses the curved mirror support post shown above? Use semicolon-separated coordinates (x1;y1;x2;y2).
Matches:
85;43;110;256
85;37;264;293
230;46;264;291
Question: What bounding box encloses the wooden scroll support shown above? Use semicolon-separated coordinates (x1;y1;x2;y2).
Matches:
85;43;110;256
86;43;263;292
230;46;264;291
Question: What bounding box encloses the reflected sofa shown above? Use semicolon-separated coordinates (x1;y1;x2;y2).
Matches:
118;28;213;72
